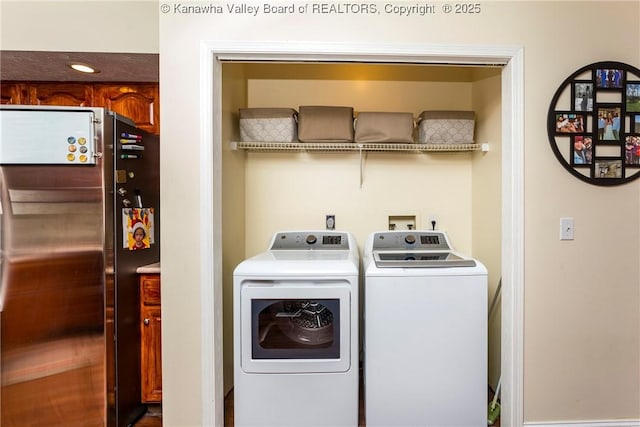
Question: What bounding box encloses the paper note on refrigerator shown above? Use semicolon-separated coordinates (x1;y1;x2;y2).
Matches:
122;208;155;250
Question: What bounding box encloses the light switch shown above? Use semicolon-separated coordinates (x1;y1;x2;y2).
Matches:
560;217;574;240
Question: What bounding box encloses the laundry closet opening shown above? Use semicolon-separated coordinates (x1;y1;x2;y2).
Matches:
218;59;504;410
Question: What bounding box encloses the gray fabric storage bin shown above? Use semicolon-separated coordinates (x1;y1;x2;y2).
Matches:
239;108;298;142
417;111;475;144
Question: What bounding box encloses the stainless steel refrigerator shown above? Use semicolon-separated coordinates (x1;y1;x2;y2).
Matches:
0;106;160;426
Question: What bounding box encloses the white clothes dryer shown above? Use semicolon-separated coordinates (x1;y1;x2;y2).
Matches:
233;231;359;427
363;230;487;427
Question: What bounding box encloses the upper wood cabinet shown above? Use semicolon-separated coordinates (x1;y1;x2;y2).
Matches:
29;83;94;107
95;84;159;135
1;83;28;105
0;82;159;134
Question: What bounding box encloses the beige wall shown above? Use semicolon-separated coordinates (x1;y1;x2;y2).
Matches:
471;71;503;391
243;72;477;254
0;0;158;53
221;63;247;395
3;1;639;425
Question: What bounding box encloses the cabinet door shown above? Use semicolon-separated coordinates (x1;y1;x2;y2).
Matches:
140;275;162;403
28;83;93;106
96;84;159;134
1;83;28;104
141;304;162;402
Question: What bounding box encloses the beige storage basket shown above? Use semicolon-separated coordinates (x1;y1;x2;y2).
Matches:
297;106;354;142
354;112;415;143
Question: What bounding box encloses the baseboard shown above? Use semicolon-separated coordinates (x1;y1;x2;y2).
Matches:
525;420;640;427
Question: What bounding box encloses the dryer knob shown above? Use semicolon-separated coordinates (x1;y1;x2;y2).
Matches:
306;234;317;245
405;234;416;245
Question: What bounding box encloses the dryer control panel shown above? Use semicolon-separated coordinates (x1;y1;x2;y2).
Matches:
371;231;451;251
270;232;350;250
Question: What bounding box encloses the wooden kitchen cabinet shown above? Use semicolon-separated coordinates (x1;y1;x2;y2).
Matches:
29;82;94;107
95;84;159;135
139;274;162;403
1;83;28;105
0;82;160;134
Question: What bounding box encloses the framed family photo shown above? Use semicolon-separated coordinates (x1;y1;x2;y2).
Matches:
555;112;585;134
596;68;623;89
595;159;623;178
572;135;592;165
626;82;640;112
596;107;621;141
574;82;593;111
625;136;640;165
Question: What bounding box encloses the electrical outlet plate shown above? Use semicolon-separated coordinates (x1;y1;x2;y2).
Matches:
325;215;335;230
428;215;438;230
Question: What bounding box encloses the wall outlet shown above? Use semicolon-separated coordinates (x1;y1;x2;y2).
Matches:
428;215;438;230
325;215;336;230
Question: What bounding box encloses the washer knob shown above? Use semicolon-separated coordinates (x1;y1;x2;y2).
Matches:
306;234;317;245
405;234;416;245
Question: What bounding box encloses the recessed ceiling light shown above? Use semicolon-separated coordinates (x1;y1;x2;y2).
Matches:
68;63;100;74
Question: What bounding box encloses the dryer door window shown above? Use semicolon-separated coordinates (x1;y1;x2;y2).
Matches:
240;280;351;373
252;299;340;360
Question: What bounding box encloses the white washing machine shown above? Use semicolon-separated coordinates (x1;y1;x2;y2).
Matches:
233;231;360;427
363;230;487;427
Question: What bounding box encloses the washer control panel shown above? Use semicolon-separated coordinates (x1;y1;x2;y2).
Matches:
270;232;350;250
370;231;476;268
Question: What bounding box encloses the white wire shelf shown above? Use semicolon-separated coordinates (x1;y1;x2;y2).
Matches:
231;141;481;152
230;140;487;188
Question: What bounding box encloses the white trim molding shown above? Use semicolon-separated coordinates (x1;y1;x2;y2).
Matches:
200;42;222;427
501;46;525;427
200;41;525;427
525;420;640;427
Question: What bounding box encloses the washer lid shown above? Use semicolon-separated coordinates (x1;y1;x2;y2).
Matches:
373;251;476;268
